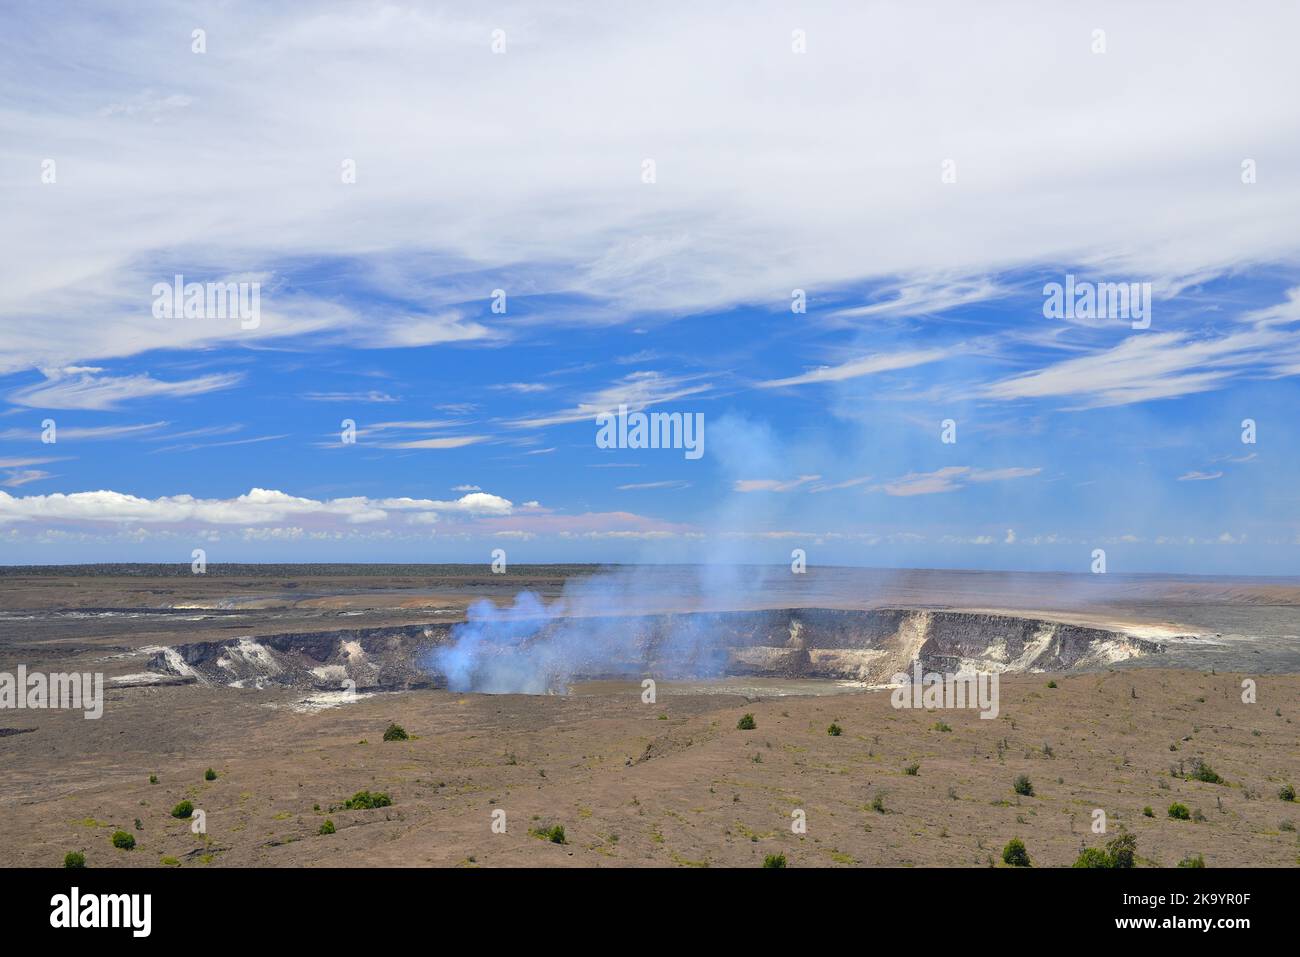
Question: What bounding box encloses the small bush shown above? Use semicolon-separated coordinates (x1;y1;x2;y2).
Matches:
148;774;157;785
1105;831;1137;869
1072;847;1111;868
64;851;85;868
319;820;336;835
762;853;787;868
1280;783;1296;802
904;762;920;776
160;856;180;867
343;790;392;810
530;823;566;844
827;723;842;736
737;713;756;731
1178;853;1206;868
1013;774;1034;797
1001;838;1031;867
383;723;409;742
1046;680;1057;689
111;831;135;850
933;720;952;732
1190;760;1223;784
1143;806;1154;817
204;768;217;781
171;800;194;819
871;793;886;813
1168;802;1191;820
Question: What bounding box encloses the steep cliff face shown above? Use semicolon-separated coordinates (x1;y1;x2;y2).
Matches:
147;607;1169;692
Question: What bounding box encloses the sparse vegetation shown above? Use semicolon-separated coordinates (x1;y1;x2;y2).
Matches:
1001;838;1031;867
343;790;392;810
1178;853;1206;868
1280;783;1296;802
904;762;920;776
149;775;158;785
204;768;217;781
1013;774;1034;797
737;713;756;730
1143;806;1154;817
111;831;135;850
933;720;952;732
171;800;194;819
383;723;409;742
319;819;336;835
1046;680;1057;689
827;723;842;736
63;851;85;868
762;853;787;868
1168;802;1191;820
871;792;886;813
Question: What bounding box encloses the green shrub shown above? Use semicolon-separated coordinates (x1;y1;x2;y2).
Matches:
149;774;157;785
1143;806;1154;817
111;831;135;850
933;720;952;732
1280;783;1296;802
1072;847;1111;868
204;768;217;781
904;762;920;776
762;853;787;868
1168;802;1191;820
1046;680;1057;689
383;723;409;742
343;790;392;810
1190;760;1223;784
737;713;756;730
530;823;566;844
1001;838;1031;867
171;800;194;819
1105;831;1137;868
63;851;86;868
319;820;336;835
1178;853;1206;868
160;856;180;867
1013;774;1034;797
827;723;842;736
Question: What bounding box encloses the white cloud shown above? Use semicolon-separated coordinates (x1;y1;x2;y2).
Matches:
9;370;242;410
981;330;1300;409
0;422;167;441
733;475;820;493
0;487;514;527
7;2;1298;372
872;466;1040;497
379;435;489;450
508;371;711;428
758;348;953;388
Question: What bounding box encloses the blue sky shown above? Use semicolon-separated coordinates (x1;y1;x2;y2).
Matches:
2;2;1299;573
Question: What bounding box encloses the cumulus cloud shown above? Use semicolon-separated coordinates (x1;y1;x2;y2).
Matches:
0;488;514;527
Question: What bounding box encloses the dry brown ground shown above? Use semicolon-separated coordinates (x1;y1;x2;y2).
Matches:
2;669;1297;868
